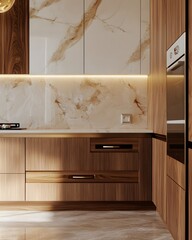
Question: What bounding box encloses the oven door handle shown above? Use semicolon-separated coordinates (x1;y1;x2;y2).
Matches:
167;56;185;72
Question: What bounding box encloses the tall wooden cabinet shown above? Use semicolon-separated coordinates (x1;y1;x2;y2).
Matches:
0;0;29;74
149;0;167;135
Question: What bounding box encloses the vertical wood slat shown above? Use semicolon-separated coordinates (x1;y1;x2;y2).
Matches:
0;14;4;73
167;176;185;240
167;0;185;49
189;149;192;240
152;139;167;222
189;0;192;141
149;0;167;135
2;0;29;74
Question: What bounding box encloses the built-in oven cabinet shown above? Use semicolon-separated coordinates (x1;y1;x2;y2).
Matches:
166;0;185;49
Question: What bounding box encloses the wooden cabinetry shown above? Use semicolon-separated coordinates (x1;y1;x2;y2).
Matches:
149;0;167;135
189;0;192;142
189;149;192;240
25;135;152;202
152;138;167;222
167;156;185;240
167;176;185;240
167;0;185;48
0;138;25;201
0;0;29;74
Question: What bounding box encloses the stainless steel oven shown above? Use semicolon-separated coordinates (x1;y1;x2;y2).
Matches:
166;32;186;164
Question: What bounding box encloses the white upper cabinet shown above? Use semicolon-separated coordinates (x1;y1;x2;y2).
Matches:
30;0;150;75
30;0;84;74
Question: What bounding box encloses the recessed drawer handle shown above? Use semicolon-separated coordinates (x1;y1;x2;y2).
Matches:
103;145;120;149
70;175;95;180
95;144;133;149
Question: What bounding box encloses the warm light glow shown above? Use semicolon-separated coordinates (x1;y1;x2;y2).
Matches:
0;74;148;79
0;0;15;13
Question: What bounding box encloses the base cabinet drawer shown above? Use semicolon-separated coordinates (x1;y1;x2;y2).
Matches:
26;183;139;201
0;174;25;201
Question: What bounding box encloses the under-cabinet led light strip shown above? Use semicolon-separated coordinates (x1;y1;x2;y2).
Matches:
0;75;148;79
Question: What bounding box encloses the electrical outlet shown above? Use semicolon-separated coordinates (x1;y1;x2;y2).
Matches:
121;113;132;124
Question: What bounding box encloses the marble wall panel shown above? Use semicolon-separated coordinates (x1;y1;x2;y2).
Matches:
30;0;150;75
141;0;150;74
30;0;84;74
84;0;150;75
0;76;148;130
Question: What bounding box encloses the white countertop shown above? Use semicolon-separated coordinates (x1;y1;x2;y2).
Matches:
0;129;153;137
0;129;153;135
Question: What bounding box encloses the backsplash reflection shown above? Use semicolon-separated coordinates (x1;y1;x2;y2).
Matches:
0;76;147;130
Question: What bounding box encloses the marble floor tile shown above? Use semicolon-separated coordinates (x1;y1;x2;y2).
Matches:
0;211;173;240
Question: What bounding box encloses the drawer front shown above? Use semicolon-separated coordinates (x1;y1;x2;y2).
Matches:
26;138;90;171
90;152;139;170
0;174;25;201
26;171;139;183
26;183;139;201
0;138;25;173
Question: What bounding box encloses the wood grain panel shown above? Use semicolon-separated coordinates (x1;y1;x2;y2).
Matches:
167;155;185;189
0;138;25;173
3;0;29;74
0;174;25;201
26;171;139;183
149;0;167;135
138;137;152;201
180;0;185;34
90;152;139;171
152;139;167;222
167;176;185;240
189;0;192;141
0;14;4;73
26;183;139;201
167;0;185;48
26;138;90;171
189;149;192;240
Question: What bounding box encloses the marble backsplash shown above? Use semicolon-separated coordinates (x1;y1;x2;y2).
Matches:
0;75;148;130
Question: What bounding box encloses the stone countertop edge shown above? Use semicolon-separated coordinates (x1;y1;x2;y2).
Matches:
0;129;153;136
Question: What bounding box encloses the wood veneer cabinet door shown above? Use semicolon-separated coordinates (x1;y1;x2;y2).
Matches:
149;0;167;135
167;176;185;240
26;138;90;171
189;0;192;141
0;138;25;173
167;0;185;48
152;139;167;222
0;174;25;201
189;149;192;240
0;0;29;74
